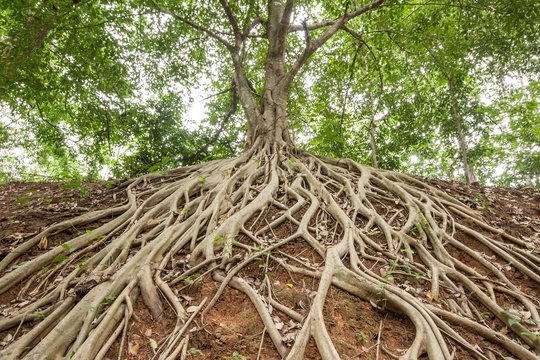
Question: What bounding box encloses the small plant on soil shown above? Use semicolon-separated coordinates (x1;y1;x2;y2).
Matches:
186;347;203;356
357;331;369;343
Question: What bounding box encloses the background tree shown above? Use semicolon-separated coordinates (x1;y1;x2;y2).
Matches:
1;0;538;186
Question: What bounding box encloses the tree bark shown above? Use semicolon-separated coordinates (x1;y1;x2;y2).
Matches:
230;0;386;149
448;79;474;185
370;116;378;168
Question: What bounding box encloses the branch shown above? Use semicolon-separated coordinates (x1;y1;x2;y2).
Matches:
344;0;386;20
34;101;60;131
281;0;386;89
280;0;295;36
219;0;241;42
341;25;391;41
288;19;336;33
241;16;263;41
202;87;232;101
302;20;311;45
341;25;384;93
103;110;112;156
384;2;483;11
149;0;233;52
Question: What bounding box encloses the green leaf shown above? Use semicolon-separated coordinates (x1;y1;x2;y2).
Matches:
54;256;69;263
12;261;28;269
12;197;34;205
400;249;415;254
149;339;158;349
187;347;203;356
61;181;81;189
502;310;524;318
508;318;520;326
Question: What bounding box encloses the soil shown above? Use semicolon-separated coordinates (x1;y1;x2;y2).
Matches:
0;177;538;359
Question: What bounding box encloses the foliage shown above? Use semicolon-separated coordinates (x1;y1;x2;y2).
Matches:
0;0;538;186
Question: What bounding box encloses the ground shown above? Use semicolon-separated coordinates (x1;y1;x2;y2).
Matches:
0;159;538;359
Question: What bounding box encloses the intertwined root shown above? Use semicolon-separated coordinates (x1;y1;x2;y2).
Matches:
0;145;538;359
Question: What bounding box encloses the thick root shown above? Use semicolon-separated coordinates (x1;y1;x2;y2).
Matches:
0;145;538;359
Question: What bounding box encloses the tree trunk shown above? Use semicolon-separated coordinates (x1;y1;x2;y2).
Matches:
455;116;474;185
232;0;387;150
370;115;378;168
230;1;294;149
252;85;292;146
448;79;474;185
367;76;378;168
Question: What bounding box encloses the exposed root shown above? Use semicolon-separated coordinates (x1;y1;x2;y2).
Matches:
0;145;538;359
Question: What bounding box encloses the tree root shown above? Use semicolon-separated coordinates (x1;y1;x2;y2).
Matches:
0;145;538;359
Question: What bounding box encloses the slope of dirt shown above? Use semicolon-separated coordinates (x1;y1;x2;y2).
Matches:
0;173;538;359
0;180;126;305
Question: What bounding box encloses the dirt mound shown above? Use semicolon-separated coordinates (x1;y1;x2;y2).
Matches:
0;165;538;359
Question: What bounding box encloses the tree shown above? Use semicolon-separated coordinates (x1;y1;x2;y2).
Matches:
0;1;539;359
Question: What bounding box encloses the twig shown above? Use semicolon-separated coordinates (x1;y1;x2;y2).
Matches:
375;315;385;360
117;307;129;360
256;327;266;360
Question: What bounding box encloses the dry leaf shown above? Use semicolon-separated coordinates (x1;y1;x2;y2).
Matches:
129;343;139;355
38;236;48;250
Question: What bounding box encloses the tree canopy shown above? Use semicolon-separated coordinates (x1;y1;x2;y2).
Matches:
0;0;538;186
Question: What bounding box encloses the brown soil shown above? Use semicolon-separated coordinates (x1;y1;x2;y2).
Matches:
0;178;538;359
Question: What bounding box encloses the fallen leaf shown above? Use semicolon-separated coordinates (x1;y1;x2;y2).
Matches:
129;343;139;355
38;236;48;250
